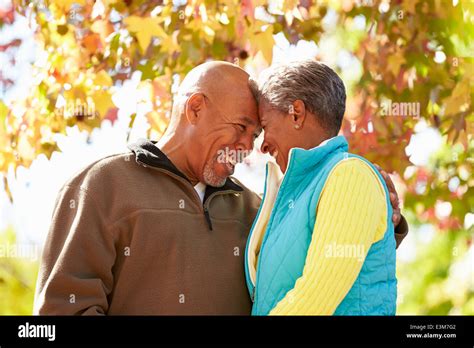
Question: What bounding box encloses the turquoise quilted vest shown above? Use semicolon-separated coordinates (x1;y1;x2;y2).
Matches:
244;136;397;315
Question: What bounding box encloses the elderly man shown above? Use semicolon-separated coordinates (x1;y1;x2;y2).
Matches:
34;61;407;315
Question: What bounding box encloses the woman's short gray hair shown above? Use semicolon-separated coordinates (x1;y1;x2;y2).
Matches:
256;59;346;136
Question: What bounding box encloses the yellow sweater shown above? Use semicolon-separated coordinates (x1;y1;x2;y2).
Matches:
252;158;388;315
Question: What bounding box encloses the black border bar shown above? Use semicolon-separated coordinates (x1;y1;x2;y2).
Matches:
0;315;472;346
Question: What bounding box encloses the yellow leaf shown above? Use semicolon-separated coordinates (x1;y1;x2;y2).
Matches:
91;91;113;117
249;25;275;64
94;70;113;87
125;16;167;53
444;77;471;116
0;101;8;149
160;30;180;53
0;101;7;124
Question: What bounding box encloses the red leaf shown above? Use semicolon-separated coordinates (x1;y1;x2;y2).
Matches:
104;107;118;125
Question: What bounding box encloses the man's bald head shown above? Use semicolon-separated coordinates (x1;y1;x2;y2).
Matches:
160;60;260;187
171;61;256;124
178;61;250;95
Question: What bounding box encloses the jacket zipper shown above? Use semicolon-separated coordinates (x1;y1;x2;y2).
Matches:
203;207;213;231
137;159;240;231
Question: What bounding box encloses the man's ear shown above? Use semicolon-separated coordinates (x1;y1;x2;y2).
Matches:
185;93;206;125
289;100;306;128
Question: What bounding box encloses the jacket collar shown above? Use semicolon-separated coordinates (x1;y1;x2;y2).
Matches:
127;138;243;194
285;135;349;176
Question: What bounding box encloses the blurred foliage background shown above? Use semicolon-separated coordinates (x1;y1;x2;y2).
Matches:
0;227;38;314
0;0;473;315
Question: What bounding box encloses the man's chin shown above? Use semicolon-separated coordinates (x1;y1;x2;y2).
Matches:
204;176;227;188
202;163;229;187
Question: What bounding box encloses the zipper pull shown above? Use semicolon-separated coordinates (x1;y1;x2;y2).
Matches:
251;287;255;303
204;208;213;231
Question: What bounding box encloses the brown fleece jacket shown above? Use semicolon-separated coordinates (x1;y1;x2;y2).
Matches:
34;139;261;315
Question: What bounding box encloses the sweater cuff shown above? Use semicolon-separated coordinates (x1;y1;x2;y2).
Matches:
394;215;409;249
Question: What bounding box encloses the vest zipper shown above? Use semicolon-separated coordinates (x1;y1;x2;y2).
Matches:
251;151;296;311
247;165;272;307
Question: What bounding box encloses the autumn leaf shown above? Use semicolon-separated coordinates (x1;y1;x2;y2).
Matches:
93;70;113;87
91;90;114;117
104;107;118;125
443;77;472;116
0;101;8;149
82;33;102;53
0;100;7;124
124;16;167;53
249;25;275;64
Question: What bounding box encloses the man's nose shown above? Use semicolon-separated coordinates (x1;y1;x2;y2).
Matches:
236;134;254;153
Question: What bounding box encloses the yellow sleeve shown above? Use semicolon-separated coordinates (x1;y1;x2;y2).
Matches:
269;158;387;315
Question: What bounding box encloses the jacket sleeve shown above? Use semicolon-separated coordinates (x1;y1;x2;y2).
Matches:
395;215;409;248
269;159;388;315
34;185;116;315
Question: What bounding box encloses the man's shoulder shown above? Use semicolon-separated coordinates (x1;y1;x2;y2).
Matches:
62;152;138;191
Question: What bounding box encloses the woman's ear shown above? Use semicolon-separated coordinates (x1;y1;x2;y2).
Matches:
185;93;205;125
289;100;306;129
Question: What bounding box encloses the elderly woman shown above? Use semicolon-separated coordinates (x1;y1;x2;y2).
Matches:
245;60;399;315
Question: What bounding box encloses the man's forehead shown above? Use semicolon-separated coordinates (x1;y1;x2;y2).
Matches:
227;98;259;123
241;115;259;126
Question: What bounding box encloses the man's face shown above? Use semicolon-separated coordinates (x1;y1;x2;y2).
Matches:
192;92;260;187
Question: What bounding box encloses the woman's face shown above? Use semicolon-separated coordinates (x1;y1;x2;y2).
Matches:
258;100;302;173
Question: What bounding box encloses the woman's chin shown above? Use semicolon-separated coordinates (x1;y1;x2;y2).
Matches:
276;158;287;173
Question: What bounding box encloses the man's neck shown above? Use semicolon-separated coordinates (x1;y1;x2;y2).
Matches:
156;132;200;185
